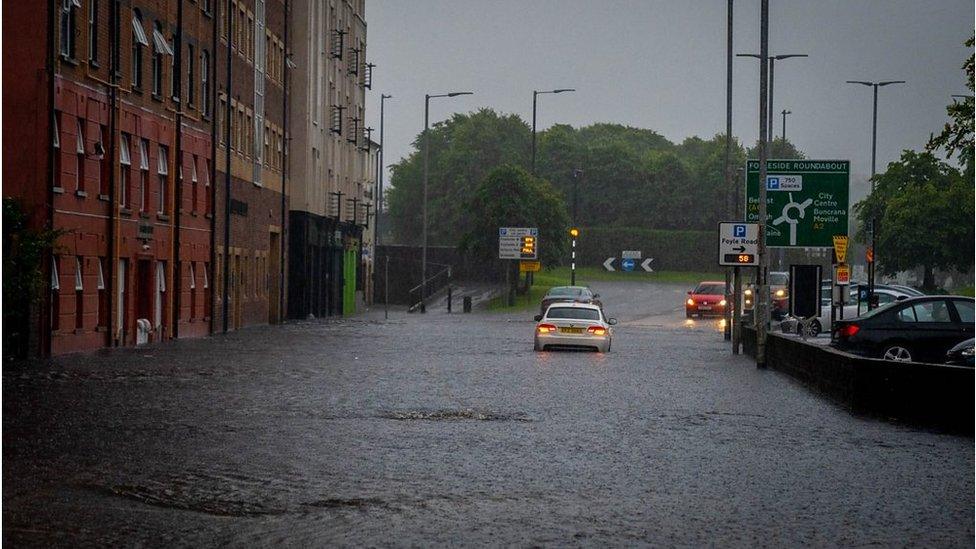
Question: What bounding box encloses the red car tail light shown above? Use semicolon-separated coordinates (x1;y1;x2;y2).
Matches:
587;326;607;335
839;324;860;338
537;324;557;334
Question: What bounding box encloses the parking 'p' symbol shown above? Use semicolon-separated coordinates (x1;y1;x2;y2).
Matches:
733;224;746;238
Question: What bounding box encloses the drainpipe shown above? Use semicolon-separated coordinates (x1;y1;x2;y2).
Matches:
279;0;288;323
107;0;121;347
221;0;232;333
44;0;57;357
172;0;183;338
208;0;217;333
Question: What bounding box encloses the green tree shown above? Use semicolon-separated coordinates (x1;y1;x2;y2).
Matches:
927;35;974;176
3;198;65;359
855;150;973;290
387;109;530;245
459;164;570;269
747;137;805;160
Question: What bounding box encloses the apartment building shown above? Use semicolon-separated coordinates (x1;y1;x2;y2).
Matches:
4;0;217;356
287;0;371;319
213;0;289;331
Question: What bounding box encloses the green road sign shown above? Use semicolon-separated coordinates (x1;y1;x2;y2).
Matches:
745;159;850;248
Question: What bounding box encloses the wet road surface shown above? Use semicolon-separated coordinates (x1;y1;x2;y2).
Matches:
4;280;973;546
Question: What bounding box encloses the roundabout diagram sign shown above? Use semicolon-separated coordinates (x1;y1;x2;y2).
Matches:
745;160;850;248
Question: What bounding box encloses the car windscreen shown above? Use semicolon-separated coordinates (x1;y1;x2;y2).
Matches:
694;284;725;295
547;287;582;298
546;307;601;321
769;273;789;286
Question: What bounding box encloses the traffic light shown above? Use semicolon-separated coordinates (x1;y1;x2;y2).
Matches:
569;227;579;238
520;235;537;259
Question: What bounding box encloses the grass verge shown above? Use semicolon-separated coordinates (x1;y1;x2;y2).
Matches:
486;266;723;312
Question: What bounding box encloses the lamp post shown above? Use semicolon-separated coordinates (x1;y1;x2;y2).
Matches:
846;79;905;310
532;88;575;175
376;94;391;247
724;0;734;344
781;109;791;141
422;91;473;313
736;53;807;146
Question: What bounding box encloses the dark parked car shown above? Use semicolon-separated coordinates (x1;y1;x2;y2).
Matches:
539;286;601;315
832;296;975;363
945;338;974;367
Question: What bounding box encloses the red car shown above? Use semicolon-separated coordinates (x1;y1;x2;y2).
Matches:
686;281;728;318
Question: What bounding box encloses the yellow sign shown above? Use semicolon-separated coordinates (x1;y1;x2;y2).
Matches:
519;260;541;273
832;235;849;264
836;264;851;285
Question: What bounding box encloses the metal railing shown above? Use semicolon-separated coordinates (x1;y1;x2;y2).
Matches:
408;263;451;312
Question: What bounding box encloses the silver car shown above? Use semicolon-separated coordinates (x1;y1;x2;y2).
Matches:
533;302;616;352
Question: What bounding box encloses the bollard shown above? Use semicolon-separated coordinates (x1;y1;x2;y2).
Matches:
447;286;453;313
463;296;472;313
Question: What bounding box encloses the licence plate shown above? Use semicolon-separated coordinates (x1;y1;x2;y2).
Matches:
559;327;584;334
699;305;712;310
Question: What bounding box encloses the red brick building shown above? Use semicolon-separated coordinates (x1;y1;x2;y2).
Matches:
212;0;289;331
4;0;218;356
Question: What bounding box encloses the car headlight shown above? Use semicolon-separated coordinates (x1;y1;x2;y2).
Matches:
961;346;974;357
719;299;727;306
686;298;695;306
775;289;785;298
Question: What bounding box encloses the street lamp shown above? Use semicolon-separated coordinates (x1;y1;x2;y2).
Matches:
422;91;473;313
781;109;791;141
737;53;807;145
846;79;905;310
532;89;575;175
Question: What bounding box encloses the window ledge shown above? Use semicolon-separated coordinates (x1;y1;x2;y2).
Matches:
75;190;88;198
95;326;108;332
60;55;79;67
191;211;199;217
120;207;133;217
98;194;110;201
151;93;164;102
204;213;213;219
89;60;100;69
53;186;65;194
157;213;170;222
139;212;150;219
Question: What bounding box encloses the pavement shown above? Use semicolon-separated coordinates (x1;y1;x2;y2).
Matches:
4;279;973;546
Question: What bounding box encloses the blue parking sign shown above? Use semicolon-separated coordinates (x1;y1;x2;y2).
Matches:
767;177;780;189
733;224;746;238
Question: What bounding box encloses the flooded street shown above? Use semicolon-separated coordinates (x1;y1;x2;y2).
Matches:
4;281;973;546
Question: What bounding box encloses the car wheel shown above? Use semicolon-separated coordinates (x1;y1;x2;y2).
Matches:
534;340;542;352
808;320;822;337
881;344;913;362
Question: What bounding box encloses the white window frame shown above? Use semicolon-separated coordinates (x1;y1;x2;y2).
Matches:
51;257;61;290
96;258;106;290
138;139;149;170
189;262;196;289
152;26;174;55
75;119;86;154
131;13;149;46
203;264;209;288
74;256;84;290
54;113;61;149
157;146;168;175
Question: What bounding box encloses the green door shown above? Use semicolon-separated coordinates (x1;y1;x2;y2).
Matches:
343;249;356;315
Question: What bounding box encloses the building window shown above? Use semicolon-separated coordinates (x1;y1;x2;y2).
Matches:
190;155;199;211
151;22;168;96
75;118;86;192
97;258;108;328
201;50;210;116
203;262;210;318
98;124;109;196
87;0;98;64
187;43;195;105
139;138;149;212
189;262;196;320
75;256;84;330
131;9;148;89
51;256;61;331
204;158;212;214
157;145;169;215
60;0;79;59
119;133;131;207
53;113;62;189
154;260;165;333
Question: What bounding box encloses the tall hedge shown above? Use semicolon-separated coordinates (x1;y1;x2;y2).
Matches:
571;227;717;272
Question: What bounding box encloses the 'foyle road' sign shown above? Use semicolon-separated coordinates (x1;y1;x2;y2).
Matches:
745;160;850;248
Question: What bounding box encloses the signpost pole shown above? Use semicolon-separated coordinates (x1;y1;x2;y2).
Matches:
756;0;770;369
732;266;741;353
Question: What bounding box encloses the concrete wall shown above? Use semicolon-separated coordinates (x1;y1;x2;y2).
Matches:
742;327;973;433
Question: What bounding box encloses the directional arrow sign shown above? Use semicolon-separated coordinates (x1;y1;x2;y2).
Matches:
718;222;759;266
603;257;616;272
641;258;654;272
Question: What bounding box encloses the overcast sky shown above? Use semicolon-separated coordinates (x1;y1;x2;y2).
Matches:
364;0;973;186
